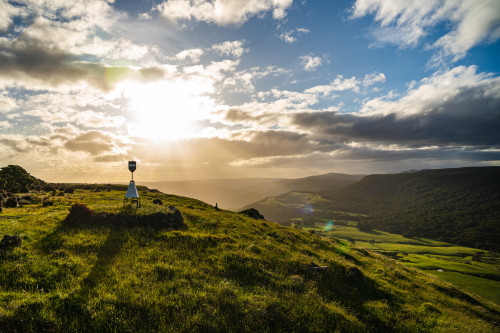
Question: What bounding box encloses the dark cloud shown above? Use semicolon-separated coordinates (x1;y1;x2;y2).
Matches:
64;131;116;155
0;39;165;91
0;138;28;153
294;82;500;148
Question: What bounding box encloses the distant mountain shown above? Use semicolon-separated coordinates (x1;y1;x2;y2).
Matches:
143;173;363;210
245;167;500;251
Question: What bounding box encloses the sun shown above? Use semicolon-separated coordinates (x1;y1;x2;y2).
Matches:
124;79;214;141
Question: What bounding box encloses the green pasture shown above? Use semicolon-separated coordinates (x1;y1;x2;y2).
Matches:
303;224;500;306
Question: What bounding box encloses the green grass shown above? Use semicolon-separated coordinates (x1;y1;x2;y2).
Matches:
303;224;500;307
0;189;499;332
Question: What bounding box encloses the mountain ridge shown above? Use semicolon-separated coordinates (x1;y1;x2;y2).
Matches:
244;167;500;251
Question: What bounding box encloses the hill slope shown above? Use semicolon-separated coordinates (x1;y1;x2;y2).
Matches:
143;173;362;210
245;167;500;251
0;187;499;332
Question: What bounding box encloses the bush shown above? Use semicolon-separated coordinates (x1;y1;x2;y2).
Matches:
42;200;54;207
152;198;163;205
64;187;75;194
63;203;94;225
4;196;18;208
18;199;30;206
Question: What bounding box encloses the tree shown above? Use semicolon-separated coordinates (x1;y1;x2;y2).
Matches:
0;165;44;193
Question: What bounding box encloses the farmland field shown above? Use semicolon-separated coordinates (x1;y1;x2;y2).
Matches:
303;224;500;305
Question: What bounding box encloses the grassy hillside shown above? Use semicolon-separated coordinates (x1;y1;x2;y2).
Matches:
0;187;499;332
144;173;362;210
247;167;500;251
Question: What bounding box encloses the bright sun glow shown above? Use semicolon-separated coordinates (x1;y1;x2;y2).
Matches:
124;79;215;141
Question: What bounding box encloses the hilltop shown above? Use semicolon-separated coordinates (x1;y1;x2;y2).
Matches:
245;167;500;251
0;178;499;331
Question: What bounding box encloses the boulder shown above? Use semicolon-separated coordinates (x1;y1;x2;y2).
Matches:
239;208;265;220
345;266;364;284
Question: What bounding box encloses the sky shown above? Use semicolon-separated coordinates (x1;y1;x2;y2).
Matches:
0;0;499;182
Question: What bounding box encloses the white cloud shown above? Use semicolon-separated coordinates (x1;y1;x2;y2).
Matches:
157;0;293;26
300;55;323;71
363;72;386;86
280;27;310;43
0;121;12;129
358;65;500;117
0;93;17;113
0;0;19;31
174;48;205;62
211;40;248;57
305;75;361;95
351;0;500;61
138;12;152;20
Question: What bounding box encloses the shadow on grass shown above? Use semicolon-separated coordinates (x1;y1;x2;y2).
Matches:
30;207;187;330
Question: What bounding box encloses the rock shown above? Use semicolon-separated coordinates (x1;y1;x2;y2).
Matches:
146;206;184;229
308;262;328;271
239;208;265;220
0;234;22;251
345;266;364;284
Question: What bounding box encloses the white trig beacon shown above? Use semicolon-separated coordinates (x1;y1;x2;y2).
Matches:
124;161;140;207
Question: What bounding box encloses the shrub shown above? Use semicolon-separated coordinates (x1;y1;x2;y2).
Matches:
0;207;2;214
63;203;94;225
4;196;18;208
18;199;30;206
152;198;163;205
42;200;54;207
64;187;75;194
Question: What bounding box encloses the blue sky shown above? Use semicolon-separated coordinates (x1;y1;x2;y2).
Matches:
0;0;499;182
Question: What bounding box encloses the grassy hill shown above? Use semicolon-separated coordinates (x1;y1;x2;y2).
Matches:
0;187;499;332
245;167;500;251
143;173;362;210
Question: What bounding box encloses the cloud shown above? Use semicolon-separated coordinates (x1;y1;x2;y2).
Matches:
0;1;160;91
303;72;386;96
157;0;293;26
0;34;167;91
0;0;19;31
294;66;500;148
351;0;500;61
300;55;323;71
64;131;122;155
211;40;248;57
173;48;205;62
280;27;310;43
305;75;360;95
0;121;12;129
0;93;17;112
363;72;386;86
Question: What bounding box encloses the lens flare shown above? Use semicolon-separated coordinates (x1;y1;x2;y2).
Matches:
324;220;334;231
